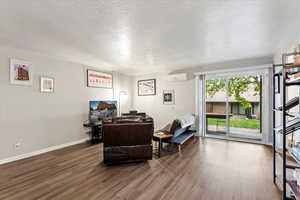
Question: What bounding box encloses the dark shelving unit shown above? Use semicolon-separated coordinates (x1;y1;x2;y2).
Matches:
273;52;300;200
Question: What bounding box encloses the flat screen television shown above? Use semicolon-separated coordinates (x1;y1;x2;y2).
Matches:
89;101;117;121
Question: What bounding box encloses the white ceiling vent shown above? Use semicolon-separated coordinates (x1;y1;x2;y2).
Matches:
166;73;188;82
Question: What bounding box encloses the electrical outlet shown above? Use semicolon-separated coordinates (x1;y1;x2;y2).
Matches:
14;142;21;150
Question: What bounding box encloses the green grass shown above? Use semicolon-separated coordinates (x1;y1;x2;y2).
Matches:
207;118;260;129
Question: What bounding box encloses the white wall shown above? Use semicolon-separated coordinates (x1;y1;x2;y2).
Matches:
0;46;132;161
0;45;273;161
132;57;272;131
132;73;195;130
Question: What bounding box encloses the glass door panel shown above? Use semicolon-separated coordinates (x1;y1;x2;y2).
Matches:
227;75;262;140
205;78;228;137
204;74;262;141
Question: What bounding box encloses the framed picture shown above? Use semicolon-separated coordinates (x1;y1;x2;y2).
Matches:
163;90;175;104
274;75;280;93
87;69;113;88
138;79;156;96
10;58;33;86
40;77;54;93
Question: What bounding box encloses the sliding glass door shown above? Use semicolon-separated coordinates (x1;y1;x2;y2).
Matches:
205;74;262;141
227;75;262;140
205;77;228;137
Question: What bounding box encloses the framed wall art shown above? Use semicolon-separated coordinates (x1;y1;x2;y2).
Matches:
163;90;175;105
138;79;156;96
40;77;54;93
87;69;113;88
10;58;33;86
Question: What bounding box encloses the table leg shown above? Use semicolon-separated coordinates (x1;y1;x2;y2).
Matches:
91;126;96;144
158;138;162;158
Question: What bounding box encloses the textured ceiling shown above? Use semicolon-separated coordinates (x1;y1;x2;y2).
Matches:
0;0;299;75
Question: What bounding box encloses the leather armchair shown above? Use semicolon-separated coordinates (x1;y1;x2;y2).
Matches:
102;116;153;165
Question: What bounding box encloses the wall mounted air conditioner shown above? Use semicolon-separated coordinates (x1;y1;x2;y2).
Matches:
166;73;188;82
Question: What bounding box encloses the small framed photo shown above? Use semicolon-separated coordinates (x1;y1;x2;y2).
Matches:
163;90;175;105
87;69;113;88
138;79;156;96
40;77;54;93
10;58;33;86
274;75;280;94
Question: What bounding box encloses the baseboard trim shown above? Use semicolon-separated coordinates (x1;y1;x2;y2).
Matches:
0;138;89;165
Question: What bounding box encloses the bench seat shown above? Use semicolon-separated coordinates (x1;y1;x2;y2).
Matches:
169;131;194;145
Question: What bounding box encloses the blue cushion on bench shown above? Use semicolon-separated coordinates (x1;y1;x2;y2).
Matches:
170;132;194;145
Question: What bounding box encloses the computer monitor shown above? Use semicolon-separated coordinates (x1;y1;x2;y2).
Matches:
89;101;117;121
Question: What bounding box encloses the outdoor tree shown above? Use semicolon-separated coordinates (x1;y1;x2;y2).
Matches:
206;76;261;110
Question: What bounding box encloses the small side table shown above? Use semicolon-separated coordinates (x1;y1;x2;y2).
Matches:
153;132;173;158
83;120;102;144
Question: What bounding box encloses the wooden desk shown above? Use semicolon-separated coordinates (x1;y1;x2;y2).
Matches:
153;132;173;158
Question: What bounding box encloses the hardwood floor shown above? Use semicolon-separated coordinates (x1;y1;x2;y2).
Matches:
0;138;281;200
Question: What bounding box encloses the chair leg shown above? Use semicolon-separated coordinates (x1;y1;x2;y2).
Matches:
178;144;182;156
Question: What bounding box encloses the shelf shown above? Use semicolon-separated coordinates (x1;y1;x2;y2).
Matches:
276;149;300;169
289;148;300;166
277;97;299;111
274;71;300;77
287;180;300;200
274;62;297;67
274;117;300;135
285;52;300;57
276;169;296;197
287;79;300;86
275;168;300;199
284;63;300;69
287;113;298;118
273;110;299;119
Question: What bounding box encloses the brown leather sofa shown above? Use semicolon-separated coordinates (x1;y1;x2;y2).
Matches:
102;116;154;165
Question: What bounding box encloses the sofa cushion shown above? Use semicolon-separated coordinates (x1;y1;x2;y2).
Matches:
170;132;194;144
177;114;195;128
173;126;188;138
